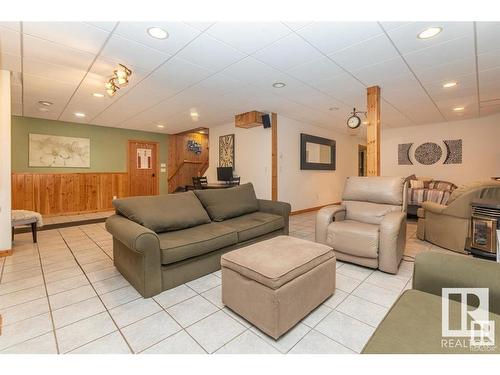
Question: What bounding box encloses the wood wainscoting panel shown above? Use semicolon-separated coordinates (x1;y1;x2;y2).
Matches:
12;172;129;216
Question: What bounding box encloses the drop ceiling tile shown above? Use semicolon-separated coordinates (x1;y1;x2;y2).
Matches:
100;34;171;71
207;22;291;54
143;57;213;97
0;22;20;31
11;84;22;104
378;22;412;32
329;34;399;72
286;56;345;85
23;35;95;71
84;22;118;32
114;22;201;55
23;95;68;119
221;56;281;85
0;26;20;55
476;22;500;54
23;58;87;86
23;73;79;99
92;84;163;125
413;57;476;85
481;76;500;101
23;22;110;54
297;22;382;55
282;22;312;31
253;33;324;71
478;49;500;72
404;35;475;73
401;105;444;125
384;22;473;55
314;72;366;102
351;57;410;86
186;22;216;32
423;73;477;101
176;34;246;72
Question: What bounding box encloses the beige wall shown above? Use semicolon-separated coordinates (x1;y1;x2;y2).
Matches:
380;113;500;185
206;121;272;199
206;115;362;210
277;116;361;211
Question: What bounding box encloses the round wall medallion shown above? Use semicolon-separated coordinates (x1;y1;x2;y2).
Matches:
414;142;443;165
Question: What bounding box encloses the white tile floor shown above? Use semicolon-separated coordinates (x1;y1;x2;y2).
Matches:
0;212;449;354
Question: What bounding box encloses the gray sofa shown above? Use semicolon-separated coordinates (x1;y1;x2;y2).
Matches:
106;183;291;297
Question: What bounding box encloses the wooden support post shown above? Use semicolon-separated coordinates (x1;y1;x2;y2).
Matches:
366;86;381;176
271;113;278;201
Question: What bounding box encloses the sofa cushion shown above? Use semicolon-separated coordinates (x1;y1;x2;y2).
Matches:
327;220;379;258
194;183;259;222
221;235;334;289
345;201;401;225
362;289;500;354
113;192;211;233
222;212;284;242
159;222;238;265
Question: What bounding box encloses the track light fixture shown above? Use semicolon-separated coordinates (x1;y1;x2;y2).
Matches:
104;64;132;97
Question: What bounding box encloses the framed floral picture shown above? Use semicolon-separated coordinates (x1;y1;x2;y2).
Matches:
219;134;235;168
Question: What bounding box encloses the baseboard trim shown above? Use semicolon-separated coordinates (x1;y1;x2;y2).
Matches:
0;249;13;257
290;202;341;216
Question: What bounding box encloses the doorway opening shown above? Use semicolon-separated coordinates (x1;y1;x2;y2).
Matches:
358;144;367;176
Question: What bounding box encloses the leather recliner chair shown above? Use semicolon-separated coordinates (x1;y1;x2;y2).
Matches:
316;176;408;274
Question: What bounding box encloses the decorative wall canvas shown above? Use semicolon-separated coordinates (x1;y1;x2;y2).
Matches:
187;139;202;155
397;139;462;166
29;133;90;168
219;134;235;168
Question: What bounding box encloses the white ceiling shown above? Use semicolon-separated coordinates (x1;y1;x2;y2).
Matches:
0;21;499;134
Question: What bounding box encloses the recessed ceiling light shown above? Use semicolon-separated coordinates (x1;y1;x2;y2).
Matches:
74;112;86;118
157;124;165;128
417;26;443;39
92;93;105;98
443;81;457;88
38;100;53;106
199;130;206;134
38;107;49;112
147;27;169;40
272;82;286;88
453;106;465;112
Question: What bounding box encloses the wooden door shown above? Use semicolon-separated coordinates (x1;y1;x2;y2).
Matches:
128;140;159;197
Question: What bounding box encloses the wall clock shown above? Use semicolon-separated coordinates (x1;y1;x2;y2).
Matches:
219;134;235;168
346;107;365;129
347;114;362;129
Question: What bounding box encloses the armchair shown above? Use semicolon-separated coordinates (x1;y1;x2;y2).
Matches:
316;176;407;274
417;181;500;253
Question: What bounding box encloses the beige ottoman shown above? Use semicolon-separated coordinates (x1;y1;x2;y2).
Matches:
221;235;335;339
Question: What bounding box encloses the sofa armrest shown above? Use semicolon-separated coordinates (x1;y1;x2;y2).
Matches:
258;199;291;234
413;252;500;315
379;211;407;274
106;214;160;254
315;205;346;245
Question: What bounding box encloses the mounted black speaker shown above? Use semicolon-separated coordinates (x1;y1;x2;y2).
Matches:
262;114;271;128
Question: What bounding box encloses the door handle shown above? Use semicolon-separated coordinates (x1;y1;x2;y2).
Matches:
152;173;156;177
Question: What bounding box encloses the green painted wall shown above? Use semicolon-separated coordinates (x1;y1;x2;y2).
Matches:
11;116;169;194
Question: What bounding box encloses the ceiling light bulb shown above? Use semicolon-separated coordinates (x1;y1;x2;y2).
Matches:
38;100;53;106
147;27;169;40
453;106;465;112
157;124;165;128
417;27;443;39
443;81;457;88
272;82;286;88
105;78;119;97
74;112;86;118
92;93;105;98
